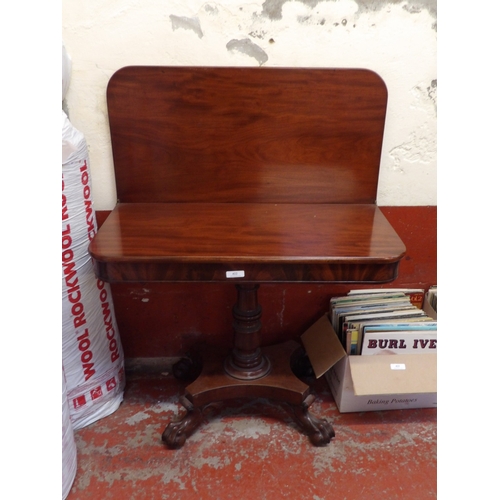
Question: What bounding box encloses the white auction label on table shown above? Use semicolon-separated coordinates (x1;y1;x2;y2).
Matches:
226;270;245;278
390;363;406;370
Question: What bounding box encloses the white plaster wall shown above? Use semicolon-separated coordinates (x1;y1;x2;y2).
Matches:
62;0;436;210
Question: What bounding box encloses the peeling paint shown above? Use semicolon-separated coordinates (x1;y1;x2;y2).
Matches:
204;4;219;15
124;411;152;425
226;38;269;65
411;80;437;115
69;372;437;497
63;0;436;208
169;14;203;38
260;0;437;20
427;79;437;110
389;129;436;171
249;29;267;39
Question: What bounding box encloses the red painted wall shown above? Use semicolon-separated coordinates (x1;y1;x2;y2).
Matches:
96;206;436;359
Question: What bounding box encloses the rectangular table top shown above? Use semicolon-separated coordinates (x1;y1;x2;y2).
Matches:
88;202;406;284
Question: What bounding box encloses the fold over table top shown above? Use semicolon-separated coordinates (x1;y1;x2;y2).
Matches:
89;202;405;283
88;66;406;284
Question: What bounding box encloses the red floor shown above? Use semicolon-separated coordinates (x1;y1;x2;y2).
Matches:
66;362;437;499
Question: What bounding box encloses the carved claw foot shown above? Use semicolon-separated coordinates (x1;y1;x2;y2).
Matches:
291;394;335;446
161;396;204;449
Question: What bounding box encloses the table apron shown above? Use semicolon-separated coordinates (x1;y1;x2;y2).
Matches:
92;260;400;284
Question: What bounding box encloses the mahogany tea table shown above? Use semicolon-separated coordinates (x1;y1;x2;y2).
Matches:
88;66;406;448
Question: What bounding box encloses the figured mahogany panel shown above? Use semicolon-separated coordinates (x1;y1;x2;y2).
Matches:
107;66;387;204
89;203;405;283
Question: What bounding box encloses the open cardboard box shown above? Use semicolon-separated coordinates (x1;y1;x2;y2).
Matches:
423;290;437;320
301;314;437;413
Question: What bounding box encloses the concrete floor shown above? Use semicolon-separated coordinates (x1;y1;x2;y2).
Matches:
66;362;437;499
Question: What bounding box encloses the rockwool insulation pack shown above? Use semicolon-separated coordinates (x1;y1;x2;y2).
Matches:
62;367;77;499
62;110;125;430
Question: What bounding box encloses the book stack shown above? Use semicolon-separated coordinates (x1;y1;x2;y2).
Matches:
330;288;437;356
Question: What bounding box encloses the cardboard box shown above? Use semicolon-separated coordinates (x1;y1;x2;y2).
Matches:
423;290;437;319
301;314;437;413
